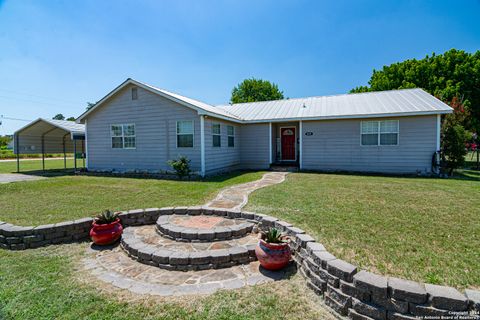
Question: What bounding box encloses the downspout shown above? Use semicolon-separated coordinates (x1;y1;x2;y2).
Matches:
299;120;303;170
200;115;205;177
269;123;272;165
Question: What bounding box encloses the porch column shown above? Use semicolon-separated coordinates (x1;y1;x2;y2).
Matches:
15;134;20;173
62;134;67;169
74;138;77;172
299;120;303;170
41;136;45;171
269;123;272;164
85;119;89;169
200;115;205;177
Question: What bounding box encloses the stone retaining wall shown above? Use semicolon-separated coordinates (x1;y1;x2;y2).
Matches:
259;215;480;320
1;207;478;319
0;218;93;250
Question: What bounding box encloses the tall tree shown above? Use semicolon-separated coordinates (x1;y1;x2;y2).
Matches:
230;78;284;104
351;49;480;131
52;114;65;120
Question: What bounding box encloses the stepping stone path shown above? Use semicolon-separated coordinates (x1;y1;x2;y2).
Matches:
84;172;289;296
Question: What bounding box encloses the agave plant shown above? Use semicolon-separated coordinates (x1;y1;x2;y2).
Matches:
261;228;289;244
94;210;119;225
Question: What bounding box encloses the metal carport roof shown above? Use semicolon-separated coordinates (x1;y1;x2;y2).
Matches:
13;118;86;172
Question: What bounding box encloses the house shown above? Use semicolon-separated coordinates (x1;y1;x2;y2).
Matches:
76;78;453;176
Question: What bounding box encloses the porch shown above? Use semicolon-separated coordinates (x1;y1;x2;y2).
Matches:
269;121;301;168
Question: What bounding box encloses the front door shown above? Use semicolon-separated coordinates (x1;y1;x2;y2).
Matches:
281;127;296;161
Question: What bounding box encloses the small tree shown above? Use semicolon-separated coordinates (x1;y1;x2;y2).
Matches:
230;78;284;104
53;114;65;120
442;124;467;175
66;117;76;121
167;156;191;178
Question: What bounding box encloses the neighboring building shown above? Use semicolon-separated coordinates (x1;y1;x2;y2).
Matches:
76;78;452;176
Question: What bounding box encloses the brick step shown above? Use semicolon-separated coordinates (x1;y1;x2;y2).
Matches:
120;225;259;271
156;214;256;242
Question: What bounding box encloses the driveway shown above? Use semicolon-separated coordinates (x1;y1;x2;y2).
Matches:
0;173;45;183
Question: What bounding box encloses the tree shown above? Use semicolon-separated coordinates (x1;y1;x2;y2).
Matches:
350;49;480;132
66;117;76;121
0;135;11;149
230;78;284;104
86;102;95;111
442;123;468;175
53;114;65;120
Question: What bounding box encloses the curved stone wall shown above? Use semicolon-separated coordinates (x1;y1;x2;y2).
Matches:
1;207;479;319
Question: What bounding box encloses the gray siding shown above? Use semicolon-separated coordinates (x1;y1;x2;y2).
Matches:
302;115;437;174
204;118;241;174
85;84;201;173
239;123;270;169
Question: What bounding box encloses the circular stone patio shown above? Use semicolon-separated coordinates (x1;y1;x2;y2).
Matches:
82;172;291;296
83;245;295;296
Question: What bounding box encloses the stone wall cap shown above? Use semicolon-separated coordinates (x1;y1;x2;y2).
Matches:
388;277;427;304
353;270;388;296
425;283;468;311
327;259;357;282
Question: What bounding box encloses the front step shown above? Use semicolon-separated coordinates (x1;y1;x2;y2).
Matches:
270;164;299;172
156;214;255;242
121;224;259;271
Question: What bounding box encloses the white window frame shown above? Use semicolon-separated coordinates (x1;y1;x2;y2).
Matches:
110;123;136;149
176;120;194;148
227;125;235;148
360;120;399;146
212;123;221;148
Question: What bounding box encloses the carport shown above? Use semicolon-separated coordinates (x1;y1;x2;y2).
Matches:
13;118;86;172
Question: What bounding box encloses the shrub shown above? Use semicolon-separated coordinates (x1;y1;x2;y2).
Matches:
167;156;191;178
94;210;119;225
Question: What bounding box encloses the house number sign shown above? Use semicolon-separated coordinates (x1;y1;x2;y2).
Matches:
305;132;313;136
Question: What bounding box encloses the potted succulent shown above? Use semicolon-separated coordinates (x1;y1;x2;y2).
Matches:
90;210;123;245
255;228;291;271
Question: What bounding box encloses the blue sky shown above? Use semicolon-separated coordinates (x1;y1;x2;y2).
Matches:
0;0;479;134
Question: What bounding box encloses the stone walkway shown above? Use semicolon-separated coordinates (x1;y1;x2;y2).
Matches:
83;171;290;296
0;173;45;184
84;245;295;296
205;172;288;210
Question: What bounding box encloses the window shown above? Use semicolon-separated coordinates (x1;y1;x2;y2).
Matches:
227;125;235;147
212;123;221;147
131;87;138;100
361;120;399;146
111;124;136;149
177;120;194;147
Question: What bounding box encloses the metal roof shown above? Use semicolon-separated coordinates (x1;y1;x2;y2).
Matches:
15;118;85;136
77;79;452;124
216;88;453;122
77;79;242;123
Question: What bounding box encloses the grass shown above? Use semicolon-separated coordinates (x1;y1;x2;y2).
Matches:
0;158;77;173
0;243;333;320
246;171;480;289
0;170;264;225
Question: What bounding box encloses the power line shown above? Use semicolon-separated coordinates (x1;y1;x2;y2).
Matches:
0;88;79;104
0;94;78;109
0;115;32;122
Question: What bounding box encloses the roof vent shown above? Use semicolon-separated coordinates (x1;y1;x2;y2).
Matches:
303;104;307;108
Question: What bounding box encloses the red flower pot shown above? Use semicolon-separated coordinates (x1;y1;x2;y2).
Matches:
255;239;291;271
90;218;123;245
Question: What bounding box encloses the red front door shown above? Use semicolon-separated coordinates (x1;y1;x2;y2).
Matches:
281;127;296;160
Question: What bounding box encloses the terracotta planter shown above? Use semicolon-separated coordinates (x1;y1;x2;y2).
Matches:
90;218;123;245
255;239;291;271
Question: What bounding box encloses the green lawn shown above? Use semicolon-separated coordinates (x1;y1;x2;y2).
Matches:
0;170;264;225
0;158;77;173
246;171;480;289
0;243;333;320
